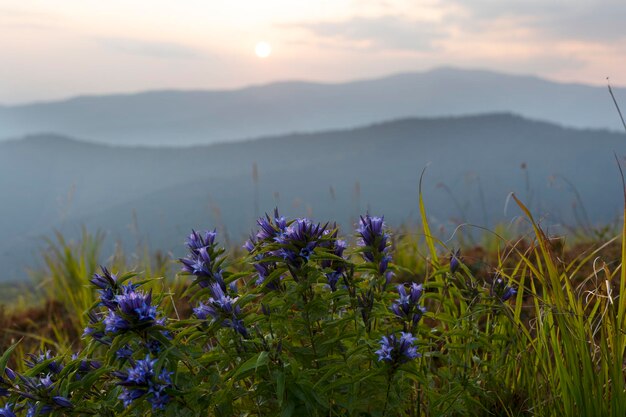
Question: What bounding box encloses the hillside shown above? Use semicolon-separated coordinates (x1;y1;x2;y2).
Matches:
0;113;624;280
0;67;624;146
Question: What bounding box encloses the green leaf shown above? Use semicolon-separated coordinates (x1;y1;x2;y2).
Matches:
280;400;295;417
233;351;269;379
0;339;20;372
276;371;285;407
419;166;439;268
256;350;269;369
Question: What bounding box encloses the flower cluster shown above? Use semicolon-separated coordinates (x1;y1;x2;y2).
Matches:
90;267;141;310
356;215;392;277
376;332;420;365
1;354;74;417
180;229;226;289
256;208;289;241
179;229;249;337
24;351;63;375
245;209;287;288
246;209;329;287
275;218;327;268
113;355;172;410
84;267;165;342
391;283;427;329
194;282;248;338
492;277;517;302
107;288;161;334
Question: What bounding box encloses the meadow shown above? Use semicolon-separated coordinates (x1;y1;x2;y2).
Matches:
1;186;626;417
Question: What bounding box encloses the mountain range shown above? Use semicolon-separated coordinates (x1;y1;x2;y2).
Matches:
1;113;625;281
1;67;625;146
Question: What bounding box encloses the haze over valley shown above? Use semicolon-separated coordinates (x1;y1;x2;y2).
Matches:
1;97;625;280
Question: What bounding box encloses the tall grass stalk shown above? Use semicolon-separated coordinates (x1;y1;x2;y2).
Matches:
509;194;626;416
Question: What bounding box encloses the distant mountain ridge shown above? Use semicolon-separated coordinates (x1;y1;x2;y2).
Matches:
1;67;624;146
1;113;625;281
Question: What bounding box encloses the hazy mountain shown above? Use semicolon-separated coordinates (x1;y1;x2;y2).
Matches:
1;113;625;281
0;67;624;146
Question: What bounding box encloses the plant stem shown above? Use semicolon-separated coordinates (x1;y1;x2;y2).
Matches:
303;307;319;368
382;369;394;416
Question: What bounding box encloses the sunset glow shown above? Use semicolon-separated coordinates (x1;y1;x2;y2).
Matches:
0;1;625;103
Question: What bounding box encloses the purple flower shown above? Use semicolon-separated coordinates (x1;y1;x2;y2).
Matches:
104;311;130;334
117;290;157;321
326;271;342;292
52;396;72;408
283;218;326;245
492;277;517;302
186;229;217;251
24;351;63;375
376;332;420;364
356;215;392;274
0;403;16;417
70;357;101;381
90;267;139;310
501;287;517;301
101;284;139;311
116;345;134;360
90;266;118;289
180;229;225;289
11;370;75;415
145;338;165;355
36;375;53;390
192;301;216;321
119;388;145;408
82;312;110;345
375;337;393;362
101;287;162;334
248;211;333;285
391;283;426;326
450;249;461;273
379;255;391;274
147;384;170;410
276;218;327;269
256;216;277;241
251;208;288;242
194;283;247;337
27;404;52;417
5;368;16;381
251;257;281;290
357;215;386;251
114;355;172;410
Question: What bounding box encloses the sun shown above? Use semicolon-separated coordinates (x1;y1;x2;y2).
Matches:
255;42;272;59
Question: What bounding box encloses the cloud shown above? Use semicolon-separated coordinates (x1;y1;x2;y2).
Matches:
288;16;447;52
443;1;626;43
0;7;66;31
540;5;626;43
97;37;201;60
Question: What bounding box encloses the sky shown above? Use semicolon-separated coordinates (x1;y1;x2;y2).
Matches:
1;0;626;104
